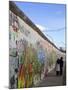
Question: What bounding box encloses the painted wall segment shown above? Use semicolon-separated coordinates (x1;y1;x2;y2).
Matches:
9;5;65;89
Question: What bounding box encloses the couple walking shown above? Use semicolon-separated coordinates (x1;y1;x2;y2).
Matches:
55;57;64;76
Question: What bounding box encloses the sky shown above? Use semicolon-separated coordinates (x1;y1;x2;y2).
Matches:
14;1;66;48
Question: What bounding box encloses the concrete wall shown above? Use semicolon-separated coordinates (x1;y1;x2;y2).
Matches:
9;8;65;89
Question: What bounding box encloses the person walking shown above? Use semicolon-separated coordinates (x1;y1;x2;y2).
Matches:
59;57;64;76
55;58;60;76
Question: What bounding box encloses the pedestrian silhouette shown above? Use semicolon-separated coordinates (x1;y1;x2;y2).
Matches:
59;57;64;75
55;58;60;76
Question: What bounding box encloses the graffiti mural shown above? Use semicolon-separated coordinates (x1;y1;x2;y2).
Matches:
9;4;64;88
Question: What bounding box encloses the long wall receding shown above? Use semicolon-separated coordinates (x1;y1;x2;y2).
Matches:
9;1;65;89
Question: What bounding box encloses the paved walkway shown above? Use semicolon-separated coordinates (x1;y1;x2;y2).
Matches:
36;69;65;87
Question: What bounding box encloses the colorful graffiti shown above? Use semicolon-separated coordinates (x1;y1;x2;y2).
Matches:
9;10;59;89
